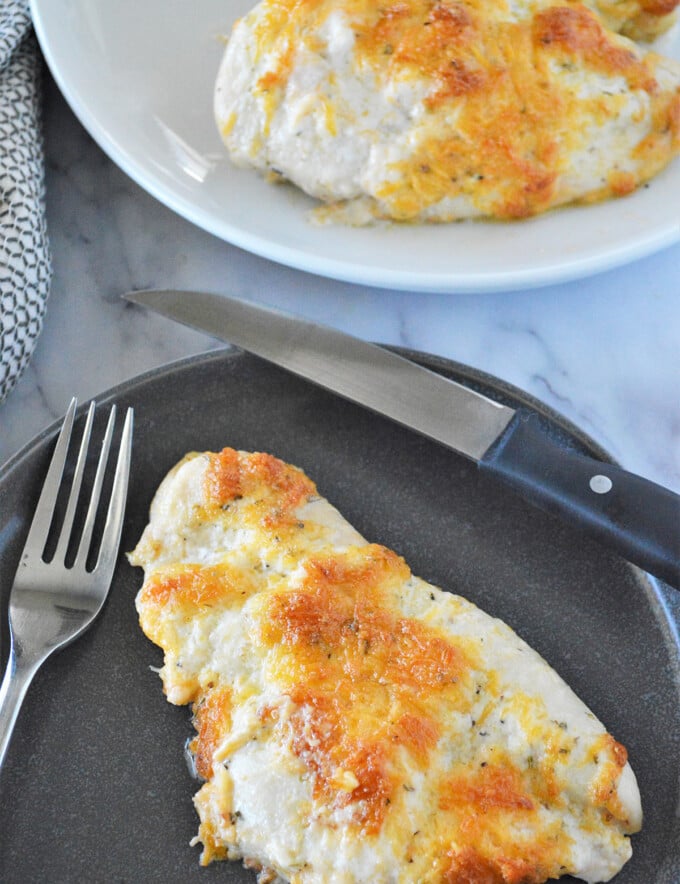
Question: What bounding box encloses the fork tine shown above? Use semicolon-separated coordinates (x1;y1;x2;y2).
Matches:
73;405;117;569
94;407;134;574
22;398;78;559
53;401;96;564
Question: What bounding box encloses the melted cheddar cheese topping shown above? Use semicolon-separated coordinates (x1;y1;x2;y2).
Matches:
131;449;642;884
215;0;679;222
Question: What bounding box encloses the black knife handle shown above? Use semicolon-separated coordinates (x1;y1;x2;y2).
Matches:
479;410;680;589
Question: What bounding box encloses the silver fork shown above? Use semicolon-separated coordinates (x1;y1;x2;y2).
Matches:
0;398;133;770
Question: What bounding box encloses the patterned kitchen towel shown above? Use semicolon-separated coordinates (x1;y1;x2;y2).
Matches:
0;0;50;403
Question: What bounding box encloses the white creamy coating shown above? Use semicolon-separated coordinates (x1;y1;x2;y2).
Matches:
214;0;680;222
216;9;426;204
132;451;643;883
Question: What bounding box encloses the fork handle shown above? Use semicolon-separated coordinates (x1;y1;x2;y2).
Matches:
0;640;43;772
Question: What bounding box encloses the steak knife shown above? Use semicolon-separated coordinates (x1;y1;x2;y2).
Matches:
123;288;680;589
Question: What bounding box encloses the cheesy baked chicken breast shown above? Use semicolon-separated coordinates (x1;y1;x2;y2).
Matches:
130;448;642;884
214;0;680;222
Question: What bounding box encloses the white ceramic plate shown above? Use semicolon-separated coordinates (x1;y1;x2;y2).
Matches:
31;0;680;293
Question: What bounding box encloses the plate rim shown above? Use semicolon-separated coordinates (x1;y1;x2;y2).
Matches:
29;0;680;294
0;346;620;482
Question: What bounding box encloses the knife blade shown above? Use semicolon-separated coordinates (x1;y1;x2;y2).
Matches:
124;288;680;589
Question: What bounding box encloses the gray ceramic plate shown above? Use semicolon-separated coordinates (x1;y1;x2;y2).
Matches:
1;348;678;883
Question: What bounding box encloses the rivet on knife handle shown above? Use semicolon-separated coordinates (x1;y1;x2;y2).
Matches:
480;410;680;588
